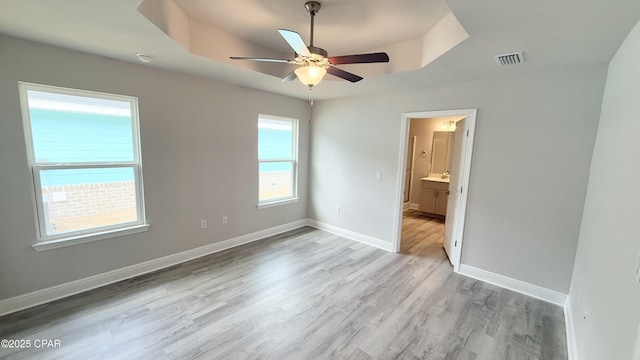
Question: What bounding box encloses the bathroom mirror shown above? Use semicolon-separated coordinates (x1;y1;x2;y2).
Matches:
431;131;455;174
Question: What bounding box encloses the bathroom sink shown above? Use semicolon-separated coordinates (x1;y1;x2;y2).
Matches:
421;176;450;183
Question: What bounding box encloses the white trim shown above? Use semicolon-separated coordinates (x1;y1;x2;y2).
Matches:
393;109;477;274
0;219;308;317
306;219;394;252
33;224;150;251
393;112;410;252
402;203;420;211
458;264;567;306
409;203;420;210
564;298;578;360
257;197;299;209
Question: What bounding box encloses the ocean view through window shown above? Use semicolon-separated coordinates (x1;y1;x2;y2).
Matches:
19;82;147;248
258;114;298;207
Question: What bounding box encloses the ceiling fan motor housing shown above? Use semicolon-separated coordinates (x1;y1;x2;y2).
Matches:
307;45;328;58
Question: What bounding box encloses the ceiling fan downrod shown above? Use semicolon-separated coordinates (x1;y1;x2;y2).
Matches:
305;1;321;47
304;1;327;58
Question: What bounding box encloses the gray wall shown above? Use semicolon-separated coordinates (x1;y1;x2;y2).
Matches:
568;19;640;359
309;66;606;293
0;34;309;300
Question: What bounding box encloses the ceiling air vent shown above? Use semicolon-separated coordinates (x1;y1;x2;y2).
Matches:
494;51;524;66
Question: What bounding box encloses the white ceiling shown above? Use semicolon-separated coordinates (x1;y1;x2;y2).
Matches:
173;0;452;55
1;0;639;100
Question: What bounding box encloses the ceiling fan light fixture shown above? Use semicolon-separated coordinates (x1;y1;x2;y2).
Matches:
295;65;327;88
441;119;456;130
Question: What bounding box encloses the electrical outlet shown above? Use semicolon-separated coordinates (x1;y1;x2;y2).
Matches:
200;219;207;229
376;171;382;180
222;216;228;224
335;206;341;214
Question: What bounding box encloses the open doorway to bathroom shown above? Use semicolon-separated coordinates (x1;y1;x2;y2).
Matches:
393;109;477;272
400;116;460;257
403;117;460;214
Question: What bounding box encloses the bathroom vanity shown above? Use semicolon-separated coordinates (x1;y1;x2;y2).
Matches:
419;176;449;217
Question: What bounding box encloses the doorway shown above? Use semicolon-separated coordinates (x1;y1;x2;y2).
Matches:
392;109;477;272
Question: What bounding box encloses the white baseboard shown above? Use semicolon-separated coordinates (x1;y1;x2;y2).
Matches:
458;264;567;306
0;219;308;317
306;219;393;252
564;298;578;360
402;203;420;211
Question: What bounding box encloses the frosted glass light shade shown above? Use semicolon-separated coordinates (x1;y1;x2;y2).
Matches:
295;66;327;88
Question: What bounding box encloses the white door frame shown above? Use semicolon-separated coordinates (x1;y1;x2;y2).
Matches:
392;109;477;272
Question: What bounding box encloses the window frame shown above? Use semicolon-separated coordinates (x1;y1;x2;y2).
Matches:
257;114;299;208
19;82;148;251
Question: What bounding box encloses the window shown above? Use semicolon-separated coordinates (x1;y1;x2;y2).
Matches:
258;114;298;207
19;82;148;249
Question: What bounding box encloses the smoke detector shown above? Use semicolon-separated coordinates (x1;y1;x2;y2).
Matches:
494;51;524;66
136;53;154;63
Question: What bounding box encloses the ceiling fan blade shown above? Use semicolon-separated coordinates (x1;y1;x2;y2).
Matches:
230;56;294;63
329;52;390;65
281;70;298;82
327;66;363;83
277;29;311;57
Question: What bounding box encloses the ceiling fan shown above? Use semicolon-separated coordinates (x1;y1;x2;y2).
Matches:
230;1;390;88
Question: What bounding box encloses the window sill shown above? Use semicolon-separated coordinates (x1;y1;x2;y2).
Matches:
32;224;150;252
258;197;299;209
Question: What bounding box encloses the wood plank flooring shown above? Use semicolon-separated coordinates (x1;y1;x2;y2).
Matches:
0;213;567;359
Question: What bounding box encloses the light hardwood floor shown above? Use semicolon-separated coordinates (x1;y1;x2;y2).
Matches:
0;214;567;360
